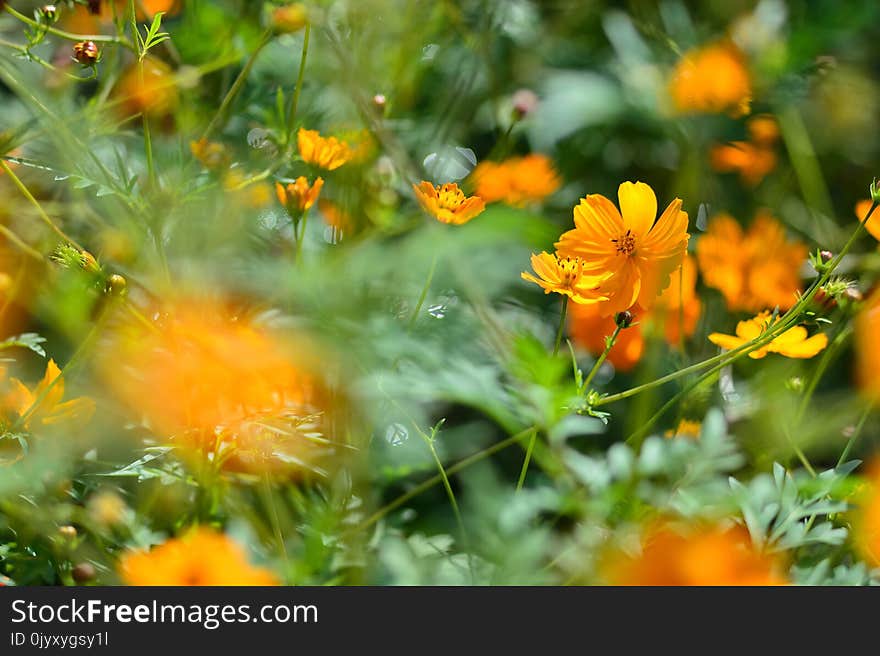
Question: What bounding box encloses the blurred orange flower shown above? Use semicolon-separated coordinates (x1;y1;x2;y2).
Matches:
568;255;701;371
555;181;690;317
63;0;179;33
708;311;828;359
711;115;779;186
664;419;702;439
696;212;807;312
276;177;324;213
2;359;95;430
297;128;353;171
856;289;880;399
190;138;230;171
669;41;752;117
99;298;336;473
114;57;178;118
852;460;880;567
412;181;485;225
318;199;354;237
521;252;608;305
471;154;560;206
602;523;787;585
120;528;278;586
855;199;880;241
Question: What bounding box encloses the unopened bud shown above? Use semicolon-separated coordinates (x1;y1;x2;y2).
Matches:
72;562;96;584
615;310;634;329
271;3;308;34
39;5;58;22
58;525;77;539
512;89;539;119
72;41;100;66
80;250;100;273
105;274;127;296
372;94;387;115
820;250;833;263
871;178;880;205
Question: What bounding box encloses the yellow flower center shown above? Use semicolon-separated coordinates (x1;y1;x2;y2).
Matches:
557;256;581;286
612;229;636;255
437;184;466;210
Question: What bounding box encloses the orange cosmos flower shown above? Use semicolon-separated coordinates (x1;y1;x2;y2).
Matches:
664;419;702;440
99;297;337;474
114;56;178;118
856;289;880;399
568;255;701;371
297;128;353;170
471;154;561;206
318;199;354;236
276;177;324;213
120;528;278;586
2;359;95;430
555;181;690;317
669;41;752;117
521;252;608;305
711;115;779;186
852;460;880;567
601;522;787;586
412;181;485;225
855;199;880;241
64;1;180;34
708;311;828;359
190;138;231;171
696;212;807;312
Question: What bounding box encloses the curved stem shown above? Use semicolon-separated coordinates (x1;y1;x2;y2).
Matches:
516;428;538;492
4;5;137;52
838;403;874;467
286;24;311;147
407;251;438;328
583;325;622;391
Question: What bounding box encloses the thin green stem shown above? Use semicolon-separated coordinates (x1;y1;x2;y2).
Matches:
296;208;310;262
0;160;83;250
201;30;272;141
4;5;137;51
407;251;438;328
261;472;290;575
516;428;538;492
837;403;874;468
286;24;311;146
553;297;568;356
583;325;622;391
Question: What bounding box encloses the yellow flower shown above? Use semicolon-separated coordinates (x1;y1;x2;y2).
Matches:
521;252;608;305
601;522;787;586
708;311;828;359
120;528;278;586
190;138;231;171
2;359;95;429
855;199;880;241
412;181;485;225
471;154;560;206
276;177;324;213
664;419;702;440
696;212;807;312
297;128;353;171
555;181;690;317
669;40;752;117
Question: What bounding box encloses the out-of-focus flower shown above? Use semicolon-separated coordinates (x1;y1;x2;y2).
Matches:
669;41;752;117
190;138;231;171
471;154;560;207
696;212;806;312
711;115;779;186
297;128;353;171
664;419;702;440
412;181;485;225
98;297;336;474
521;252;608;305
853;460;880;567
855;199;880;241
555;181;690;317
271;3;308;33
568;255;701;370
64;0;179;33
222;171;273;209
276;177;323;214
120;528;278;586
569;303;644;371
511;88;539;118
708;311;828;359
318;199;353;236
114;57;178;118
601;522;787;585
1;359;95;429
856;289;880;399
87;490;127;527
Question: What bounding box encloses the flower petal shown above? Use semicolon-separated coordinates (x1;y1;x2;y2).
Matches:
618;181;657;237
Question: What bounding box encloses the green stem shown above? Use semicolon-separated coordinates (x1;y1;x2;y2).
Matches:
516;428;538;492
4;5;137;52
837;403;874;468
261;472;290;576
553;297;568;356
407;251;438;328
296;208;310;262
201;30;272;141
0;160;83;250
286;24;311;147
583;325;622;391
